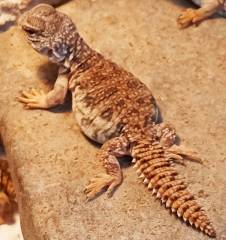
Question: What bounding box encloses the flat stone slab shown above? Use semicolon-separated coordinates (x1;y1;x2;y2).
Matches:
0;0;226;239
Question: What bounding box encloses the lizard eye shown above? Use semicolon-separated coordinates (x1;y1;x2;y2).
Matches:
22;25;38;35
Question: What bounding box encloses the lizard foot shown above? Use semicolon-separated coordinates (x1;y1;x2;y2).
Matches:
17;88;48;109
177;8;203;28
84;173;122;201
165;145;203;166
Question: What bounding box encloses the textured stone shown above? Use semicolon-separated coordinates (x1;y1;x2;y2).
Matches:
0;0;226;239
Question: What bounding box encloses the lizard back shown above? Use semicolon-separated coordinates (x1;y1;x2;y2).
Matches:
69;53;158;144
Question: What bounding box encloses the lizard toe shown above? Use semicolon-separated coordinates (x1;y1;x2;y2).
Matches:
85;174;120;201
177;8;197;28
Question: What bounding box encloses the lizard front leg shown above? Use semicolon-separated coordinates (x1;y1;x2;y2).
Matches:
85;136;129;201
18;72;68;109
177;0;223;28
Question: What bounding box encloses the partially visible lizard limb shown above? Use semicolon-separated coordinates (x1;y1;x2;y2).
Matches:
0;158;16;224
154;123;203;165
154;122;176;148
18;72;68;109
19;0;32;10
165;145;203;165
85;136;129;201
0;158;16;199
0;192;15;225
178;1;223;28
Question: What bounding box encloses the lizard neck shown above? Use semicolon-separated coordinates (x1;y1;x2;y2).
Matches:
67;34;99;72
58;34;97;74
73;35;95;66
67;35;102;80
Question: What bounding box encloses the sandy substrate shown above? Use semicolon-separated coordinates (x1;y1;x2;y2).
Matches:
0;0;226;239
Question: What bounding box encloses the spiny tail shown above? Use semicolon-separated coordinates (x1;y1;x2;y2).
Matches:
131;141;216;238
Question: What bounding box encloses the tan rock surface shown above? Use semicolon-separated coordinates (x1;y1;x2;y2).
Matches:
0;0;226;239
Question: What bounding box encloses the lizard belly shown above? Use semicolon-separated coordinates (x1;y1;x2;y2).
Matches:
72;89;122;144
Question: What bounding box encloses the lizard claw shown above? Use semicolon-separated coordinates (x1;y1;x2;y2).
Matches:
177;8;202;28
84;173;121;201
17;88;48;109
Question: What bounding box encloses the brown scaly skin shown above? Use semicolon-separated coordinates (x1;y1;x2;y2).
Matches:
178;0;226;28
0;157;17;224
18;4;216;237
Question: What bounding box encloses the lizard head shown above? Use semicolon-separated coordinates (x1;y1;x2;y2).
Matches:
19;4;77;66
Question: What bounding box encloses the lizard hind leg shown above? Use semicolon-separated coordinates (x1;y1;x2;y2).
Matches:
154;123;203;165
154;122;177;148
85;136;129;201
165;145;203;165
